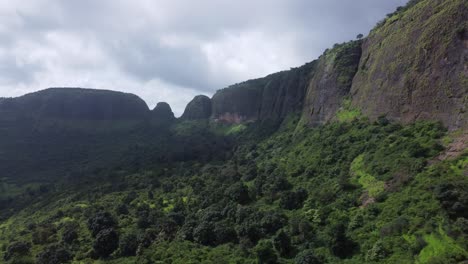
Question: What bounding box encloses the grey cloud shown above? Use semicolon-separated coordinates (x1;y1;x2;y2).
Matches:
111;37;217;91
0;0;409;114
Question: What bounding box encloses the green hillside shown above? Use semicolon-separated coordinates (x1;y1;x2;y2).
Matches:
1;115;466;263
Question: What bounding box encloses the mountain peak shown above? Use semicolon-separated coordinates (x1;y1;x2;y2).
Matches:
152;102;175;123
0;87;149;121
181;95;212;120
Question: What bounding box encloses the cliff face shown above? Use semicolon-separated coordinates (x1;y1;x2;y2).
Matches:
0;88;150;121
211;62;316;123
302;41;362;125
209;0;467;130
210;40;360;126
181;95;212;120
350;0;468;129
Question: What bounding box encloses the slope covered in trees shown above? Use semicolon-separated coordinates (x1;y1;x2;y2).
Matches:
1;116;466;263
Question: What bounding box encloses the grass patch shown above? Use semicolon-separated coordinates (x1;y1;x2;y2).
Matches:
417;226;467;263
337;98;362;122
351;155;385;197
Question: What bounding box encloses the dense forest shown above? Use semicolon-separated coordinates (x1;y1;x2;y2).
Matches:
0;0;467;263
1;115;467;263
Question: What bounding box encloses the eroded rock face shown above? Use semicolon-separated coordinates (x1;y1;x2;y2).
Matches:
208;0;467;130
181;95;212;120
350;0;468;130
302;41;362;125
211;62;316;123
0;88;150;120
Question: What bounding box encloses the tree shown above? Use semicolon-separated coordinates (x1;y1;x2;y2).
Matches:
226;182;250;205
295;249;322;264
214;222;238;245
62;224;78;244
366;240;388;262
4;241;31;261
115;203;129;215
260;211;287;235
273;230;292;257
255;240;278;264
193;222;216;246
93;228;119;258
279;189;308;210
36;244;72;264
87;211;117;237
329;224;357;258
356;33;364;39
119;233;138;256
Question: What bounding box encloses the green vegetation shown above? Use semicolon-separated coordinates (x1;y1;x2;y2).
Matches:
0;1;466;263
1;113;465;263
350;155;385;197
336;98;361;122
417;226;467;263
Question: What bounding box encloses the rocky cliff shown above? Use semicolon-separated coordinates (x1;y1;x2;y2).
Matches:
0;88;150;121
350;0;467;130
208;0;467;130
302;41;362;125
211;62;315;123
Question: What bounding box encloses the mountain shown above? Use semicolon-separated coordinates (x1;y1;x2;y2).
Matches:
181;95;212;120
0;0;467;263
350;0;467;130
211;61;315;123
205;0;467;130
0;88;150;121
151;102;176;125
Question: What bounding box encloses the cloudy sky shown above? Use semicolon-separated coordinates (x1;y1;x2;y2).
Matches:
0;0;408;115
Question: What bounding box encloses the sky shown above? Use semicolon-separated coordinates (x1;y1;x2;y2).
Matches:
0;0;408;116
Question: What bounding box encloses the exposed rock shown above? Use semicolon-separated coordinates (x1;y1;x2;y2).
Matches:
152;102;175;123
350;0;468;130
181;95;212;120
0;88;149;120
209;0;467;130
431;132;468;163
302;41;362;125
211;62;315;123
